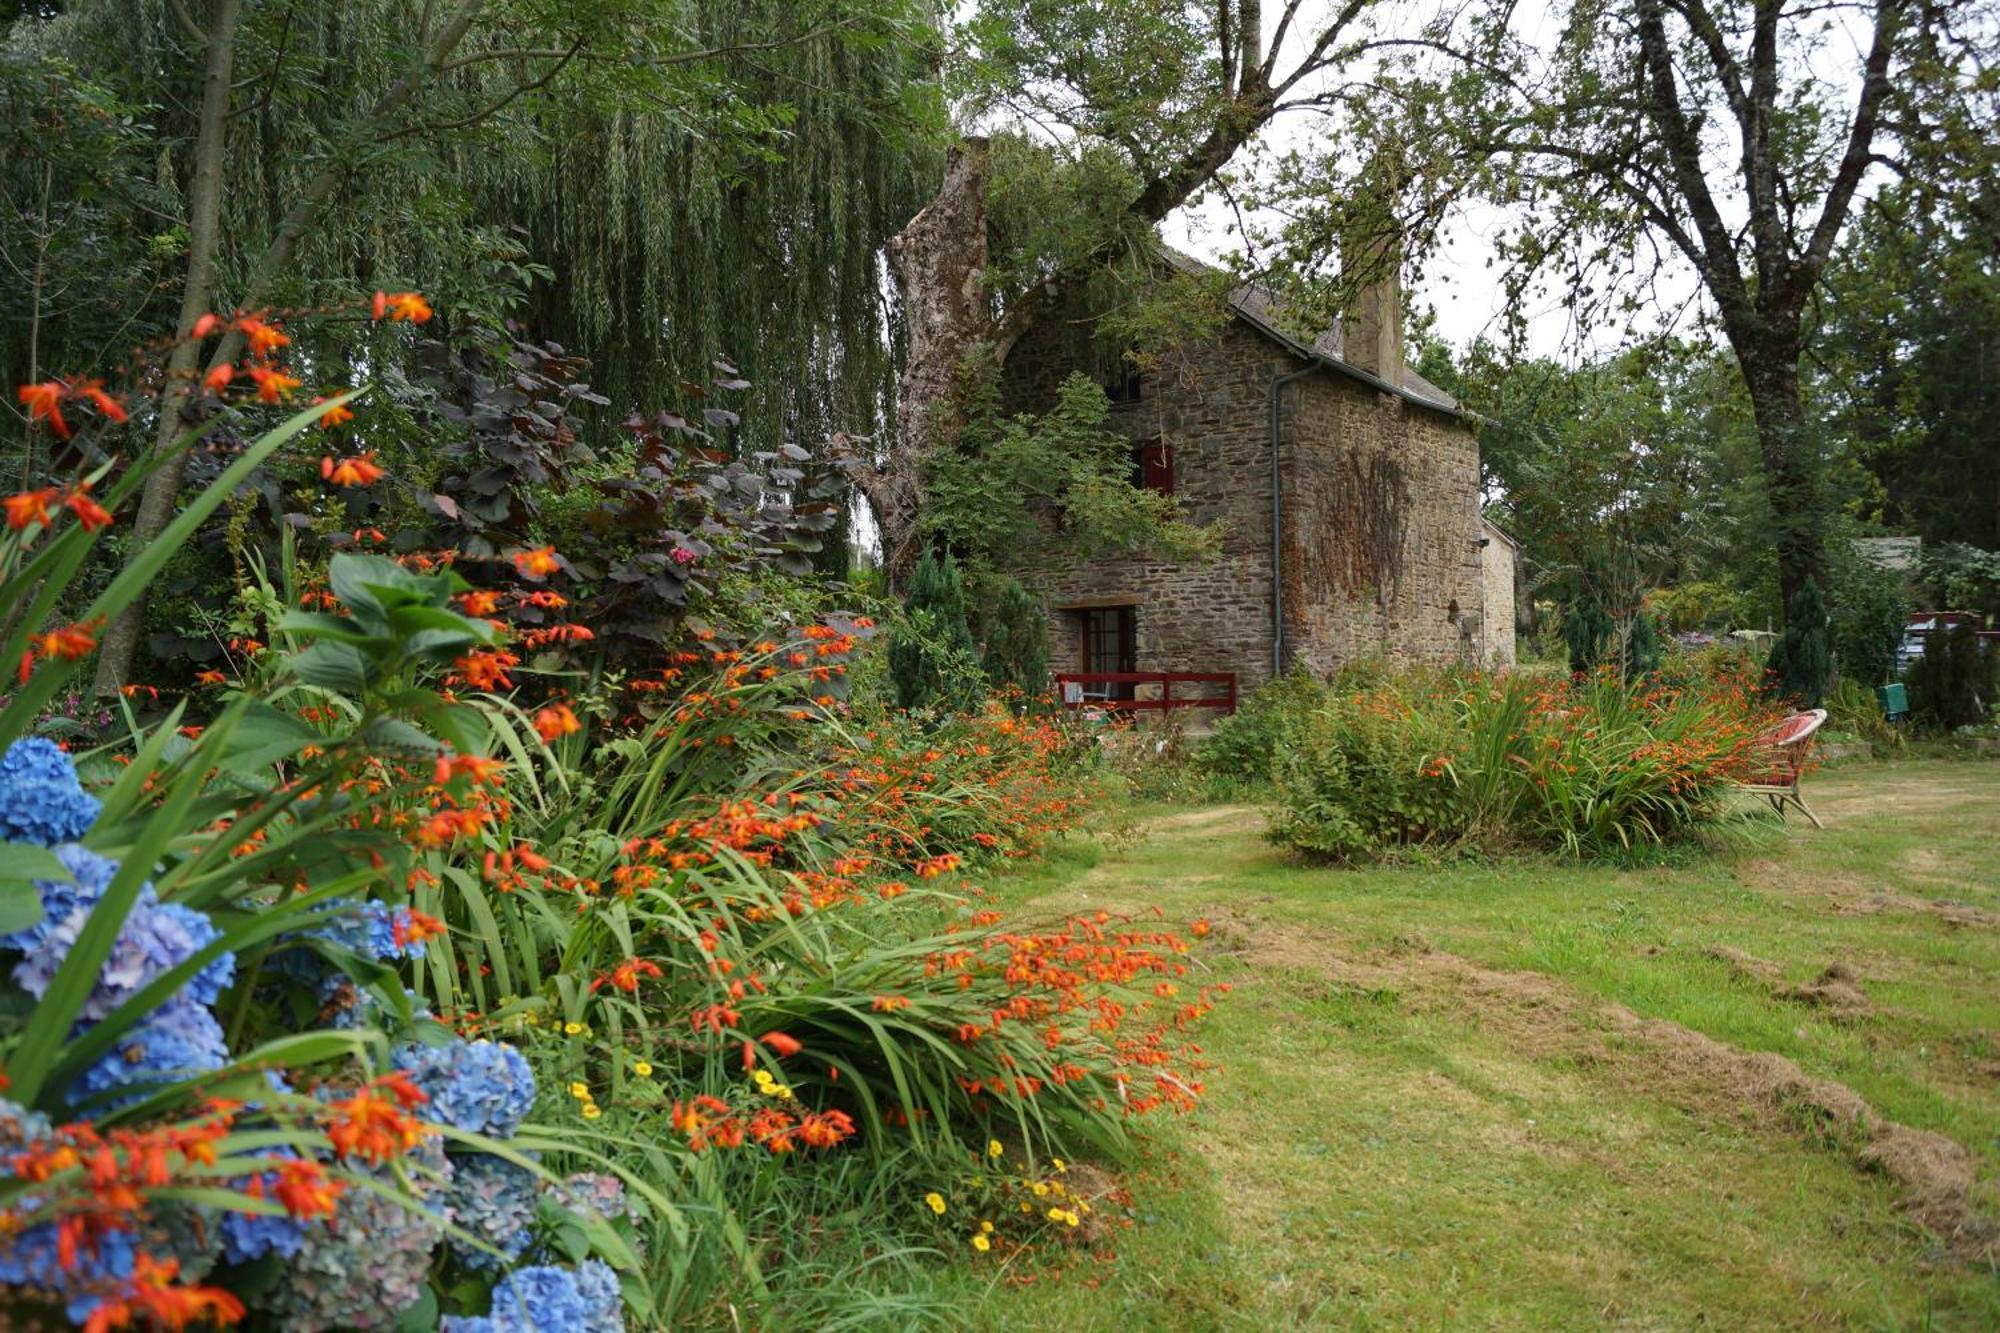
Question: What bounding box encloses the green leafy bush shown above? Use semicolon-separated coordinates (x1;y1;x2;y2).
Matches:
1830;559;1908;689
1767;578;1832;707
1907;622;1996;729
978;574;1050;695
1194;671;1330;784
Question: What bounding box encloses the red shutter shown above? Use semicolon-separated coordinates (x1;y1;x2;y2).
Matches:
1139;439;1174;495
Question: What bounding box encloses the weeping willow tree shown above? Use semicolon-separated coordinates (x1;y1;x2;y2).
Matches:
11;0;937;434
1;0;940;685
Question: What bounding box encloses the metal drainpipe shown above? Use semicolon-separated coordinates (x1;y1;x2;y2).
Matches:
1268;363;1318;680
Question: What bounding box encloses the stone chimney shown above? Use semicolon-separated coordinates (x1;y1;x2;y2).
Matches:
1341;225;1403;389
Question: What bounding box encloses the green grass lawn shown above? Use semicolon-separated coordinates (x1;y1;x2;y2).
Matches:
941;759;2000;1330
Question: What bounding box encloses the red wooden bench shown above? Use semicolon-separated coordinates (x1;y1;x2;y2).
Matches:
1737;708;1828;829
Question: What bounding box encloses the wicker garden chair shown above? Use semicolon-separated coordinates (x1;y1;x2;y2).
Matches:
1737;708;1828;829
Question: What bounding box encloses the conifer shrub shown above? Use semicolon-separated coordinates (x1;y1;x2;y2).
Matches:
1768;578;1832;707
888;550;984;712
978;574;1050;696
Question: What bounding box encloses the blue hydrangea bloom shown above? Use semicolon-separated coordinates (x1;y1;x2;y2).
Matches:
0;737;100;846
259;1139;450;1332
573;1258;624;1327
74;996;230;1108
16;891;234;1019
441;1261;625;1333
0;1218;140;1323
0;842;118;955
394;1038;536;1137
444;1151;541;1270
302;899;425;963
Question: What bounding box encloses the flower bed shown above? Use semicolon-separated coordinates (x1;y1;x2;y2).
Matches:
0;303;1217;1328
1264;665;1784;861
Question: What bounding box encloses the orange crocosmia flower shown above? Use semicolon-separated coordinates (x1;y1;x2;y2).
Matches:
315;397;356;429
383;291;433;324
202;363;235;392
319;452;385;487
450;649;519;692
248;366;303;404
457;590;502;616
870;995;910;1012
375;1069;430;1111
322;1087;428;1165
82;1252;246;1333
434;752;507;787
795;1108;856;1150
194;670;228;686
272;1158;344;1221
589;958;663;994
511;545;562;580
78;380;127;424
235;315;290;359
392;908;446;949
63;484;114;531
691;1003;741;1034
26;621;98;673
4;487;59;530
533;704;580;742
17;381;69;439
761;1031;803;1059
190;313;223;339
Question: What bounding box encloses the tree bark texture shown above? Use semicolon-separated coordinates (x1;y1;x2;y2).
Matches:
91;0;243;697
875;136;990;586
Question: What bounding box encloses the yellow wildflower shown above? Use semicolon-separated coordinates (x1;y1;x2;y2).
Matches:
987;1139;1004;1159
1052;1157;1067;1172
980;1220;995;1234
569;1081;590;1100
972;1234;991;1252
581;1103;602;1120
924;1192;946;1215
563;1021;585;1036
1031;1182;1049;1197
632;1060;653;1077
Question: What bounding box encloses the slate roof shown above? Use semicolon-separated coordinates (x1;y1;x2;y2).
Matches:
1161;248;1464;418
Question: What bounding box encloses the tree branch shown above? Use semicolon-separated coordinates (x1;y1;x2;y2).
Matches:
1792;0;1901;292
1634;0;1751;317
375;36;585;144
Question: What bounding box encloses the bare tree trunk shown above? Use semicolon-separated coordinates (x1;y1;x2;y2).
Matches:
92;0;243;697
874;137;991;587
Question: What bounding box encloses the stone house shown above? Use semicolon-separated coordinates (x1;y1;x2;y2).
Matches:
1002;252;1496;700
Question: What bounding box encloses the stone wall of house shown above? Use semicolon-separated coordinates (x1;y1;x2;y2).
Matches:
1280;375;1484;674
1001;315;1482;697
1005;318;1286;699
1480;526;1518;667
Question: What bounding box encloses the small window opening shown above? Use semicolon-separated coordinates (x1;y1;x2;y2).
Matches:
1128;436;1174;496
